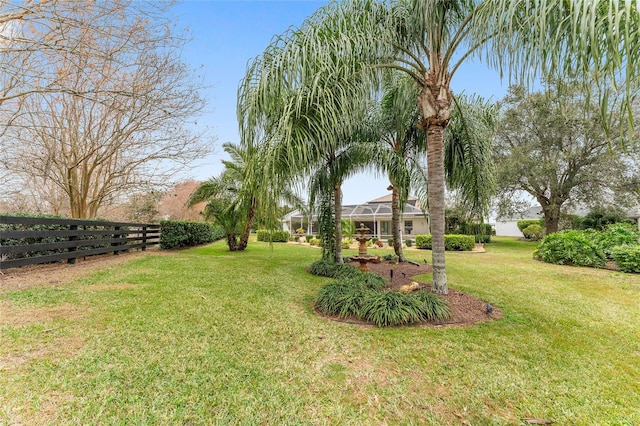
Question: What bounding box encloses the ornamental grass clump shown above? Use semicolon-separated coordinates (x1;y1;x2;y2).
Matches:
359;291;451;327
313;260;451;327
412;291;453;321
315;280;366;319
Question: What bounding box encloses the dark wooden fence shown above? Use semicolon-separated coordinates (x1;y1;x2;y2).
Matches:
0;215;160;270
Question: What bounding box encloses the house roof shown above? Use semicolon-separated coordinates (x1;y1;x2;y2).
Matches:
283;195;427;221
496;206;543;222
368;194;418;203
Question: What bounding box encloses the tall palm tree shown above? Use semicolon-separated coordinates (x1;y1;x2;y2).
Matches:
239;0;638;294
239;50;374;263
357;74;426;262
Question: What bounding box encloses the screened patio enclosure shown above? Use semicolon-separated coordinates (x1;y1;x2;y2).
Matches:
282;195;429;241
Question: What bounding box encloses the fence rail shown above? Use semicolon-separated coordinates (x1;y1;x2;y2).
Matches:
0;215;160;270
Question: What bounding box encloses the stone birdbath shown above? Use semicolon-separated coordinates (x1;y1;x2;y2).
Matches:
350;223;380;271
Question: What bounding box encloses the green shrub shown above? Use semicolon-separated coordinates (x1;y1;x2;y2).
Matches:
341;240;351;249
305;235;313;243
522;224;544;241
611;245;640;273
474;234;491;244
415;234;431;249
534;230;606;268
596;223;640;258
414;234;474;251
387;238;394;246
445;235;475;251
256;230;290;242
160;220;222;249
581;206;632;231
308;236;324;247
406;239;413;247
517;219;544;233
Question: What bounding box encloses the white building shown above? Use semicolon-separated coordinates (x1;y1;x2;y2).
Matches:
495;205;640;237
282;195;429;240
494;206;543;237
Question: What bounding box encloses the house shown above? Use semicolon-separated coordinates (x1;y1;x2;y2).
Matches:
282;194;429;240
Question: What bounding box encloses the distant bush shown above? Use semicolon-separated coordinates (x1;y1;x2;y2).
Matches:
308;238;323;247
305;234;313;243
581;206;632;231
341;240;351;249
517;219;544;233
522;224;544;241
406;239;413;247
460;222;492;236
415;234;475;251
611;245;640;273
382;254;398;263
474;234;491;244
534;230;606;268
415;235;430;249
387;238;394;246
256;230;289;242
160;220;223;249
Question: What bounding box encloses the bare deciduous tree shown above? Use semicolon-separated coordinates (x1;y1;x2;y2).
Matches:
0;1;211;218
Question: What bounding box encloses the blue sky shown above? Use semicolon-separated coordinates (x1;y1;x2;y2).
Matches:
172;0;509;204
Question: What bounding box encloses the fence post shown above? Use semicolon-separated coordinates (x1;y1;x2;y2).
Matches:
113;226;120;255
68;224;78;264
142;226;148;251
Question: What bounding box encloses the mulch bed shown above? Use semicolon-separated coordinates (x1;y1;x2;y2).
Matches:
328;260;503;327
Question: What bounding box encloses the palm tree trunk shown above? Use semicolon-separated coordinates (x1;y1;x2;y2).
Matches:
427;124;448;294
390;183;407;262
227;233;239;251
237;198;257;251
334;184;343;263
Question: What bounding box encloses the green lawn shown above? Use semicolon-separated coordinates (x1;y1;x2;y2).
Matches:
1;237;639;425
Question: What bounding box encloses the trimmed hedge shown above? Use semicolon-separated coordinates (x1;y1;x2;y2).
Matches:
415;234;475;251
534;230;606;268
256;230;290;242
518;219;544;233
159;220;224;249
522;224;544;241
